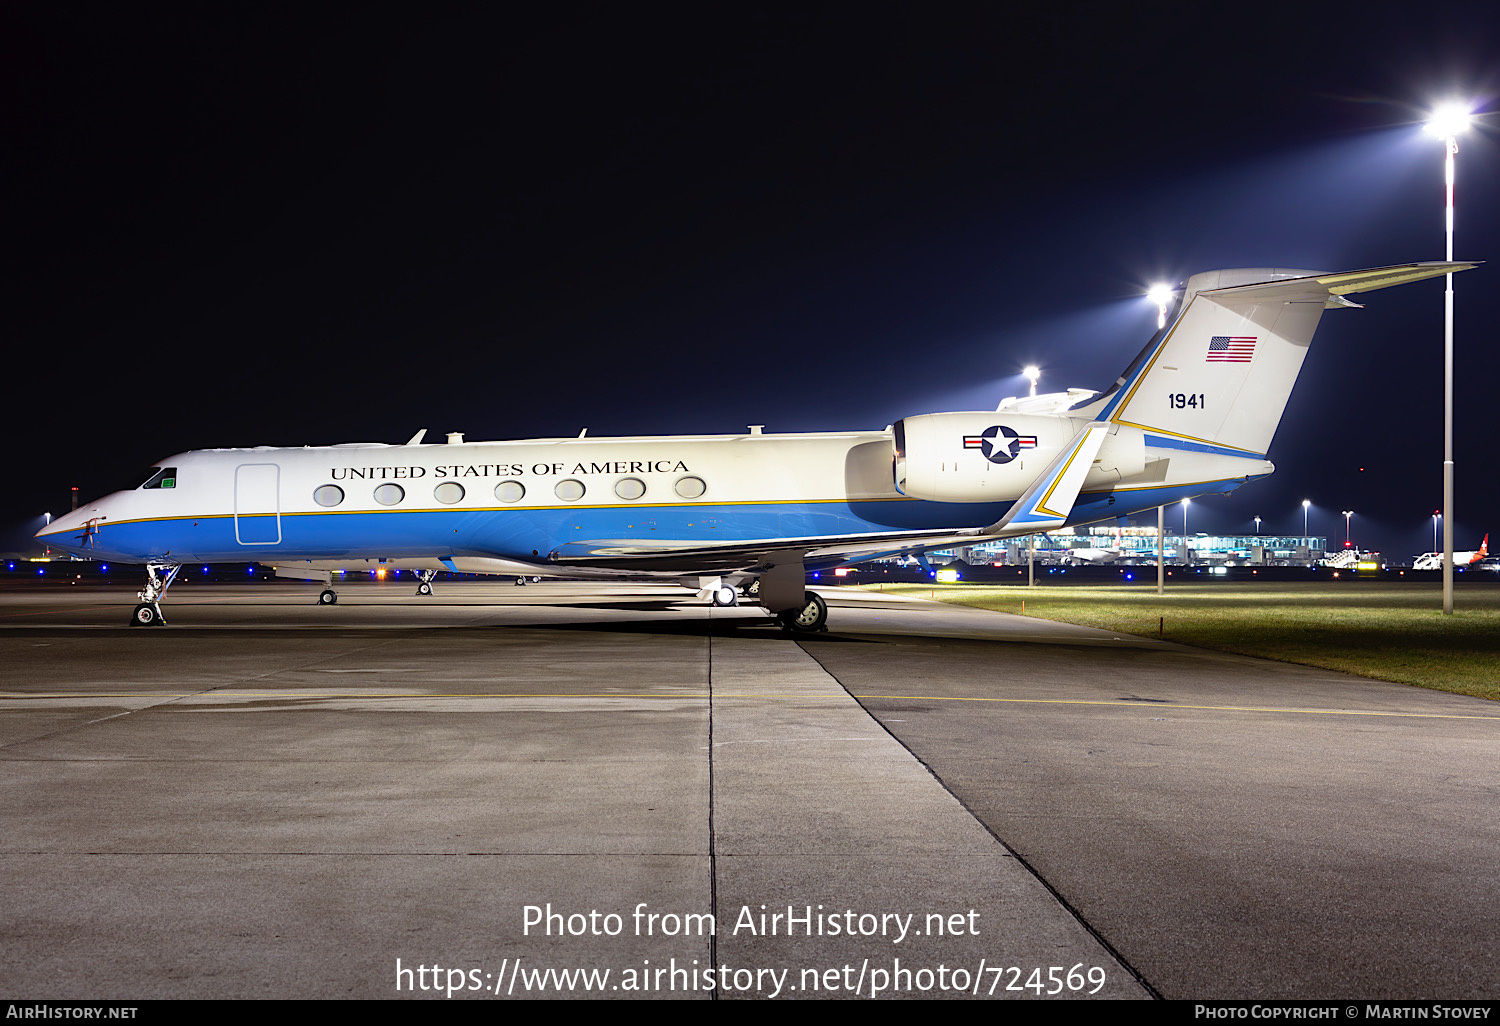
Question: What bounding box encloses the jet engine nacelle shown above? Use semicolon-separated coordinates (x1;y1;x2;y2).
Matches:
894;412;1070;502
893;412;1145;502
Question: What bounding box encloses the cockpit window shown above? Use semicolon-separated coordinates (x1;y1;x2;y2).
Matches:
141;467;177;489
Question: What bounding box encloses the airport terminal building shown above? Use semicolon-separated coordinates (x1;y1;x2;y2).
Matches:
942;525;1330;567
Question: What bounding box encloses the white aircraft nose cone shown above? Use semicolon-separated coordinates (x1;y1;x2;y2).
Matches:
35;507;104;550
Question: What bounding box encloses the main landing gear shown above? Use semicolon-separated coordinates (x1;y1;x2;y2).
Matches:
775;590;828;633
416;569;437;596
318;588;338;605
130;563;181;626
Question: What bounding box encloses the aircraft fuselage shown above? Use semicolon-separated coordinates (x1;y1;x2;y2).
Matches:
44;428;1267;571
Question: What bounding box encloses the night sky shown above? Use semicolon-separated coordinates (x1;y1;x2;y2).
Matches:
5;5;1498;559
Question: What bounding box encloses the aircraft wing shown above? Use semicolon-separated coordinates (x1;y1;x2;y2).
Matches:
545;528;993;572
548;421;1112;572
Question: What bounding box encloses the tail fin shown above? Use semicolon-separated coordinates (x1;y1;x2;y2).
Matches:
1081;262;1478;457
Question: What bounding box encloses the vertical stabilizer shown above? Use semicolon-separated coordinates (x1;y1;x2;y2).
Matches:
1095;262;1477;457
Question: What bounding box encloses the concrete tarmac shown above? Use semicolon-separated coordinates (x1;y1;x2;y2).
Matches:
0;576;1496;1000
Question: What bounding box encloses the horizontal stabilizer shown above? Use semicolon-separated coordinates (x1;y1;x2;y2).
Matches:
1204;261;1479;305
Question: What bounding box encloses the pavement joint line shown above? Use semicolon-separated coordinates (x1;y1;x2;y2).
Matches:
705;605;719;1000
796;640;1166;1000
6;692;1499;722
704;737;881;747
845;695;1500;720
0;691;835;699
0;632;431;752
0;850;713;857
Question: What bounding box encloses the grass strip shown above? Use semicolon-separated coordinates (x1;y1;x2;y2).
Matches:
862;581;1500;701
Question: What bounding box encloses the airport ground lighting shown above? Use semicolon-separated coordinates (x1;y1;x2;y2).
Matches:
1302;499;1311;549
1424;102;1472;612
1182;498;1190;560
1254;516;1261;535
1023;365;1040;397
1343;510;1354;548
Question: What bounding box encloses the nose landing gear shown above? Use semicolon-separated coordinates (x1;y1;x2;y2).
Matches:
130;563;180;627
416;569;437;596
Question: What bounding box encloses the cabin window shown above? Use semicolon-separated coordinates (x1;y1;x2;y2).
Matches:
554;479;585;502
141;467;177;489
674;475;706;499
433;482;465;505
495;480;525;503
614;477;646;500
313;485;344;507
373;483;405;506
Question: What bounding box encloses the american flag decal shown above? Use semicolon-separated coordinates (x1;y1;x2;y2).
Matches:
1206;335;1256;362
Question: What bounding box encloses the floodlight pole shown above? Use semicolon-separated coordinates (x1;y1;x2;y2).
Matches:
1424;104;1469;608
1182;500;1190;566
1027;533;1035;586
1442;133;1457;613
1157;505;1164;595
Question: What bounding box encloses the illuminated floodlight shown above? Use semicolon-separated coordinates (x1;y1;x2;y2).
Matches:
1424;103;1473;139
1147;283;1174;330
1023;365;1040;396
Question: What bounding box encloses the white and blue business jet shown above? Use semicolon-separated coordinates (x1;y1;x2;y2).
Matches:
39;262;1475;630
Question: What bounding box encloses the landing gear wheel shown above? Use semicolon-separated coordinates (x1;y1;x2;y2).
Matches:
416;581;433;596
130;603;162;627
741;578;761;600
777;591;827;633
515;576;528;586
711;585;737;607
531;576;542;583
318;589;339;606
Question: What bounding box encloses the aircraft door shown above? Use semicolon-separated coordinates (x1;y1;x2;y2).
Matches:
235;463;282;545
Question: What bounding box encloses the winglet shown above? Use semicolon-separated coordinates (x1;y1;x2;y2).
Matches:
982;421;1110;538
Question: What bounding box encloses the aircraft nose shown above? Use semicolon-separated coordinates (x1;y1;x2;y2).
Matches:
35;505;106;553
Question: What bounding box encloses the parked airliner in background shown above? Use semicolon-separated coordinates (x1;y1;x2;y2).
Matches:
1413;534;1488;570
38;261;1476;630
